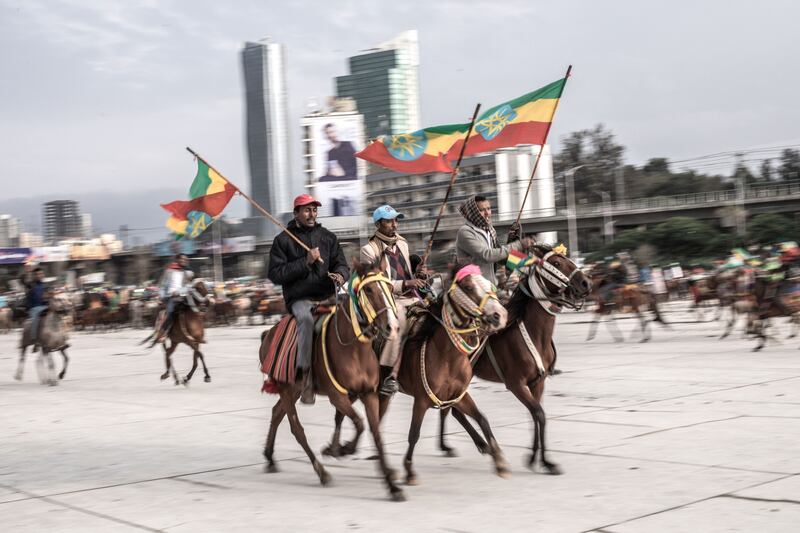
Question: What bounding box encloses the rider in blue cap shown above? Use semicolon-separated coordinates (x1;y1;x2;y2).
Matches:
361;205;425;395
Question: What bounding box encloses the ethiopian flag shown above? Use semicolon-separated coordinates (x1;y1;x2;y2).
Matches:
355;123;469;174
506;249;538;271
161;159;237;238
447;77;567;158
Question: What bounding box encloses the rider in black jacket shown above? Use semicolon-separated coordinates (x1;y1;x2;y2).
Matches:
268;194;349;404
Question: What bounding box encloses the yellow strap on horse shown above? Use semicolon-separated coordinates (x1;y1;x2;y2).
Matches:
348;272;396;343
320;308;348;395
419;339;468;409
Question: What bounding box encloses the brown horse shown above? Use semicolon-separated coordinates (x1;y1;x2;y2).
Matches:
749;275;800;351
142;280;211;385
587;269;666;342
326;265;511;484
259;261;405;501
438;246;591;474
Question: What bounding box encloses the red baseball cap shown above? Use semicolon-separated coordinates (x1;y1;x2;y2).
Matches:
293;194;322;208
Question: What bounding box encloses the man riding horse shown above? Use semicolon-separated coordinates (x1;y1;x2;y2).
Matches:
155;253;195;343
22;265;48;352
360;204;426;396
267;194;349;405
455;195;534;289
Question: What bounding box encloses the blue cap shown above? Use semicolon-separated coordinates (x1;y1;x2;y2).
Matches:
372;205;405;223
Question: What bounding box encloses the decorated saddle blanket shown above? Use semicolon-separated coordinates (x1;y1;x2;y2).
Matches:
260;308;334;388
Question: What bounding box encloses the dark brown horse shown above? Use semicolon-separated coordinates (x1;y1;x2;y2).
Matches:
326;265;511;484
587;269;666;342
749;275;800;351
438;246;591;474
141;280;211;385
259;261;405;501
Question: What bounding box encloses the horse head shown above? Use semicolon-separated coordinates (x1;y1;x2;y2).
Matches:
350;260;399;341
192;279;209;298
529;244;592;305
449;264;507;332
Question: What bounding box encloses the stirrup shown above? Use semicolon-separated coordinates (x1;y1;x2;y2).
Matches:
380;376;399;396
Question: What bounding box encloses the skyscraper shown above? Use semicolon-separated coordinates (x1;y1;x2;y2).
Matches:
241;40;293;239
0;214;20;247
42;200;82;244
336;30;420;140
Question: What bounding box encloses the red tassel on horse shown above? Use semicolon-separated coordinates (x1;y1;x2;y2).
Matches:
261;379;279;394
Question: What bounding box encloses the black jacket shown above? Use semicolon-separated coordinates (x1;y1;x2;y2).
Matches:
268;220;349;309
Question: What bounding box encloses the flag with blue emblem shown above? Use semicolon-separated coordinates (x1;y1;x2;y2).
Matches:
161;159;237;238
355;123;470;174
447;77;567;158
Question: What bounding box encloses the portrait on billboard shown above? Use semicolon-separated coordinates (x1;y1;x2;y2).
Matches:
318;122;358;182
312;115;365;218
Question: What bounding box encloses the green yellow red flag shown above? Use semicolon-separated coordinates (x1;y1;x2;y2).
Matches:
161;159;236;238
355;123;469;174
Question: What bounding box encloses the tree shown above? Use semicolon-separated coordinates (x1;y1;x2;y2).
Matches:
760;159;774;182
747;213;798;244
778;149;800;181
650;217;716;260
553;124;625;206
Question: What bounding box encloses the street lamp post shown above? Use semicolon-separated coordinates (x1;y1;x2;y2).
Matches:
564;165;583;259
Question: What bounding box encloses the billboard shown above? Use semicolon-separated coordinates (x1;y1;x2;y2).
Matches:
33;245;70;263
153;239;196;257
0;247;33;264
308;114;365;218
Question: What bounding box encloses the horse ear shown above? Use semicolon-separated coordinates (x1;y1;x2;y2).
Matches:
351;259;368;277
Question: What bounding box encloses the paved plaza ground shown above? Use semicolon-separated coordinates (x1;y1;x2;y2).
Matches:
1;301;798;532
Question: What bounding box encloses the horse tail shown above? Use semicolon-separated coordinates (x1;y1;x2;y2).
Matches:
139;331;156;347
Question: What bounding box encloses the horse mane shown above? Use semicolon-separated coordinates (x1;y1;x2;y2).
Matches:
504;276;530;326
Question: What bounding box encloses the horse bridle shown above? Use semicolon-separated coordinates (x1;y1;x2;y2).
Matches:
438;274;500;355
336;272;397;344
526;252;586;312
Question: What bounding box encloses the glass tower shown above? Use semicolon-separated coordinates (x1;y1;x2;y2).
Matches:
335;30;420;140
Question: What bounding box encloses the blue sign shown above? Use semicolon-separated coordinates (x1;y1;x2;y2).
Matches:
0;248;32;265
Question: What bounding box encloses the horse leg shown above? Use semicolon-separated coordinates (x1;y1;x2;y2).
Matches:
197;349;211;383
508;382;561;475
322;409;346;458
184;348;200;383
636;310;650;343
14;345;27;381
280;388;330;486
452;393;510;478
44;350;57;386
330;396;365;457
160;341;175;381
586;313;600;341
605;315;623;342
438;408;457;457
404;398;428;486
263;398;286;473
361;392;405;502
446;406;490;455
58;348;69;380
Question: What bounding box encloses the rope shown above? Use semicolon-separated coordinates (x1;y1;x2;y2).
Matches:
420;340;469;409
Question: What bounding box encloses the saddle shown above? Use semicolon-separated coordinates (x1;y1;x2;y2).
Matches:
260;303;336;387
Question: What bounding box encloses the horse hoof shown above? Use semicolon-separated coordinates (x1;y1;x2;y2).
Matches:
525;454;536;468
48;380;58;387
58;372;65;380
204;376;211;383
318;469;332;486
160;373;169;381
265;463;279;474
387;468;399;482
405;476;419;486
322;445;341;458
544;463;563;476
390;490;407;502
13;372;22;381
496;467;512;479
366;454;379;461
476;443;490;455
442;448;458;458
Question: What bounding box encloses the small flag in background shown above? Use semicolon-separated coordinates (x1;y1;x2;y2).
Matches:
506;249;538;271
161;159;236;238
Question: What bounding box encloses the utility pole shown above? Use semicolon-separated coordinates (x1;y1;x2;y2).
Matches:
564;165;583;259
615;166;626;209
212;220;223;283
735;152;747;237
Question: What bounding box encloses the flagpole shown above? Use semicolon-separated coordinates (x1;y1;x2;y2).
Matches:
185;147;316;258
514;65;572;226
420;103;481;268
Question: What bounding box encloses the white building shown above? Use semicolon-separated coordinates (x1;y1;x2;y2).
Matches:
81;213;93;239
0;214;20;247
19;233;44;248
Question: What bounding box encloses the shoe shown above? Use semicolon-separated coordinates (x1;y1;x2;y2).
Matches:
300;371;315;405
380;376;399;396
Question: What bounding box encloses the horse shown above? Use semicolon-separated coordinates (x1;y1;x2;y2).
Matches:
259;261;405;502
15;295;71;385
749;275;800;351
438;246;591;474
324;264;511;485
141;280;211;385
587;269;666;342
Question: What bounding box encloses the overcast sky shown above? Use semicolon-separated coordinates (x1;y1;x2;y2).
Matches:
1;0;798;235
